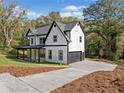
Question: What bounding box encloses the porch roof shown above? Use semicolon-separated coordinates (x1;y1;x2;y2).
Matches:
16;45;45;49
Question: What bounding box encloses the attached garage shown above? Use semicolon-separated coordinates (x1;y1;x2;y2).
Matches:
68;51;84;64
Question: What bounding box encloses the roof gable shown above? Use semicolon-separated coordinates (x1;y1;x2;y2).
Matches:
26;21;83;40
45;21;71;42
25;29;30;37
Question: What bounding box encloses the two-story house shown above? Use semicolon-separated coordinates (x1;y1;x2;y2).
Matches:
16;21;85;64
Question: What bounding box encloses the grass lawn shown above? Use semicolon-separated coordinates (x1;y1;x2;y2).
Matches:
0;49;67;77
0;49;67;67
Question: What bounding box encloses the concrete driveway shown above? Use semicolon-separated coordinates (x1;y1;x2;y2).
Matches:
0;73;40;93
19;61;117;93
70;60;117;72
0;61;117;93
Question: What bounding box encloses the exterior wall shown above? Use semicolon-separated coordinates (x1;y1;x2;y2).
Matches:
45;46;67;64
69;23;85;52
45;24;67;45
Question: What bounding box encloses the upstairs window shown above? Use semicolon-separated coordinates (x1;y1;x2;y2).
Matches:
31;38;33;45
53;35;57;42
39;38;45;44
58;50;63;61
80;36;82;43
48;50;52;59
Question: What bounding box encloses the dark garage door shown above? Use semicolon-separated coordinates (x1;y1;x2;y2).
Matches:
68;51;82;64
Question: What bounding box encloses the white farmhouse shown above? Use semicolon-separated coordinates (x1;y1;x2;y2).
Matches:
16;21;85;64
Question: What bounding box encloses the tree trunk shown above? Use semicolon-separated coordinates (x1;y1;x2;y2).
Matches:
6;38;12;48
3;38;7;47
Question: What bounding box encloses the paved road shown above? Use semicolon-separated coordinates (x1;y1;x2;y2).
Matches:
19;61;117;93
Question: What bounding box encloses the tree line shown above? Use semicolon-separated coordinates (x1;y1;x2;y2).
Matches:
0;0;124;61
84;0;124;60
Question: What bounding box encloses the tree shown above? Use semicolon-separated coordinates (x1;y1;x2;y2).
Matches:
0;1;26;48
62;17;78;23
49;11;62;22
83;0;124;60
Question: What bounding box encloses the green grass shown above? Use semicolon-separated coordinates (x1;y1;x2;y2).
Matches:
0;49;68;67
0;53;40;67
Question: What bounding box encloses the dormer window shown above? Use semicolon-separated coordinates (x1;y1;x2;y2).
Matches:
53;35;57;42
31;38;33;45
39;38;45;44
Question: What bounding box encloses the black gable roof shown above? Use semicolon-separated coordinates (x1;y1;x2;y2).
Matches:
64;22;78;31
35;25;51;35
27;21;78;36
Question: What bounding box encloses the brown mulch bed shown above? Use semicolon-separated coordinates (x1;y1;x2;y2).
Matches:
51;63;124;93
0;66;64;77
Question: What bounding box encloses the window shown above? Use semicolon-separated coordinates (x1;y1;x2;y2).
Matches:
53;35;57;42
48;50;52;59
80;36;82;43
58;50;63;61
39;38;45;44
31;38;33;45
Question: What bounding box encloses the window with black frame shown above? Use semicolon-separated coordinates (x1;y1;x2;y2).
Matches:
80;36;82;43
39;38;45;44
53;35;57;42
58;50;63;61
48;50;52;59
31;38;33;45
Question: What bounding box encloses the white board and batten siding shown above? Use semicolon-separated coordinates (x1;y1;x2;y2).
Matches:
69;23;85;52
45;46;67;64
45;25;67;45
45;23;68;64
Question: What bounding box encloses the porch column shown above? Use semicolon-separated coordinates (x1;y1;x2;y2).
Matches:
23;49;25;60
38;48;40;63
29;48;32;62
17;49;19;59
35;49;36;62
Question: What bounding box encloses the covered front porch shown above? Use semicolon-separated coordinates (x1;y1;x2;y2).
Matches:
16;45;45;63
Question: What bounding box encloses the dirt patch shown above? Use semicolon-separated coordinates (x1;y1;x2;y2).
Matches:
51;63;124;93
0;66;64;77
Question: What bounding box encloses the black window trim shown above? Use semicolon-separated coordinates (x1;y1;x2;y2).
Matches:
31;38;34;45
48;50;52;59
39;37;45;44
58;50;63;61
53;35;57;42
80;36;82;43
